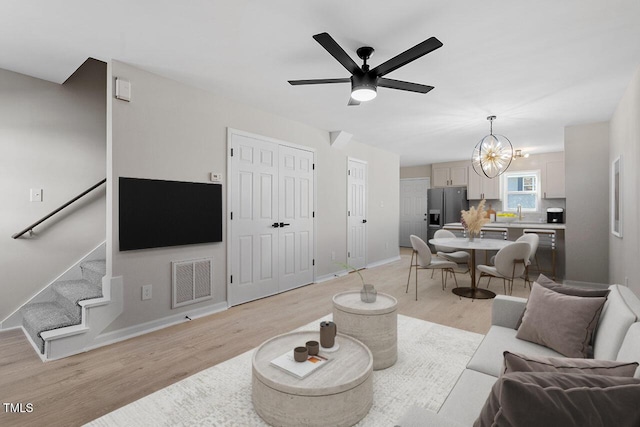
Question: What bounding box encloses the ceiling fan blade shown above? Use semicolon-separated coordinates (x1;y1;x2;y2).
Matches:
378;78;434;94
288;78;350;85
313;32;361;75
371;37;443;77
348;97;361;106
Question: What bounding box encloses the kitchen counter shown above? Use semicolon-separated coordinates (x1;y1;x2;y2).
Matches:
443;222;565;280
444;222;566;230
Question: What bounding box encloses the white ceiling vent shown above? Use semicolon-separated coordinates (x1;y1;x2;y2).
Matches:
172;257;213;309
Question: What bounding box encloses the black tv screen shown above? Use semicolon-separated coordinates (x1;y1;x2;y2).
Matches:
119;177;222;251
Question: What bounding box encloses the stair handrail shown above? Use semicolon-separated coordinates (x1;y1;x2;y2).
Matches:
12;178;107;239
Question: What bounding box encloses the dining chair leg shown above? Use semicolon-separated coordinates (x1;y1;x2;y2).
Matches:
415;256;419;301
451;269;458;288
406;250;415;293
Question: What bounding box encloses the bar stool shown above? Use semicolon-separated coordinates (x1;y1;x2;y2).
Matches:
443;225;466;237
480;227;508;263
523;229;556;280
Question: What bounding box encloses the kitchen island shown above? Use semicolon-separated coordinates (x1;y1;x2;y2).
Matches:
443;222;565;280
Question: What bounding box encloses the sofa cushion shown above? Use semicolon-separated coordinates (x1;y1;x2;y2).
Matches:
474;372;640;427
438;369;497;427
617;322;640;377
516;283;606;357
467;326;562;377
502;351;638;377
593;285;638;360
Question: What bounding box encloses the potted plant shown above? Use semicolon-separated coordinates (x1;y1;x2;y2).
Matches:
338;262;377;303
461;199;490;241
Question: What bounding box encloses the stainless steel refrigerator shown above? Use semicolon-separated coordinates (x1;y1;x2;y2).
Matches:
427;187;468;248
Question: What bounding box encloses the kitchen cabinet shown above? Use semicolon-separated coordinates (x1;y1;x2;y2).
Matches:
542;160;565;198
433;166;467;187
467;166;501;200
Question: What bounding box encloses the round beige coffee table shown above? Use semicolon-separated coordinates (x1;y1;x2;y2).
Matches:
252;330;373;427
332;291;398;370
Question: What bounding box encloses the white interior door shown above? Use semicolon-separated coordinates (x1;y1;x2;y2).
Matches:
229;134;279;305
228;130;315;306
278;145;314;292
399;178;430;247
347;158;367;270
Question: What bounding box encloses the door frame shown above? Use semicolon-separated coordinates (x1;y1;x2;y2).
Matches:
347;157;368;269
226;128;317;306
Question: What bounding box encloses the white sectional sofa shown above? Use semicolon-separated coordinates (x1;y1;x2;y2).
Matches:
398;284;640;426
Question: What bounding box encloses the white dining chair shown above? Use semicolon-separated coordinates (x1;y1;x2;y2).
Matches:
407;235;458;300
477;241;530;295
434;229;470;274
489;233;539;288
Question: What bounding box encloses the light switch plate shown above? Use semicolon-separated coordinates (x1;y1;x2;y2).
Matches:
30;188;43;202
115;78;131;102
210;173;222;182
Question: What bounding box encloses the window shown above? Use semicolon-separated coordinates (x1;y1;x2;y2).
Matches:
503;170;540;212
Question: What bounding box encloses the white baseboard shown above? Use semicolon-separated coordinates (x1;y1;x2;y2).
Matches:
366;255;401;269
315;270;349;283
315;255;401;284
88;301;228;351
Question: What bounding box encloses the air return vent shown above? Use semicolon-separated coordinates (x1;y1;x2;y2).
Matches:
172;257;213;308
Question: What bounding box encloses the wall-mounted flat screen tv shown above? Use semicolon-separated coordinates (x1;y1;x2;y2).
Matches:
119;177;222;251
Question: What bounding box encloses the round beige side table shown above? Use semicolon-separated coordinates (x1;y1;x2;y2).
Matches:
252;330;373;427
332;290;398;370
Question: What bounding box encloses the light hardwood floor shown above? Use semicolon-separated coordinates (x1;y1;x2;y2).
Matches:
0;248;531;427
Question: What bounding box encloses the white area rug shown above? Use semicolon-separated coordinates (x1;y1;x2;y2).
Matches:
87;315;483;426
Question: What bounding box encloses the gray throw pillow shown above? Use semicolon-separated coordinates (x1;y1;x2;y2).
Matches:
501;351;638;377
474;372;640;427
535;274;610;298
516;283;606;357
515;275;610;329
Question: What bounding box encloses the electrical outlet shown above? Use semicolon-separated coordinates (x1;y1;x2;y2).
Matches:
142;284;152;300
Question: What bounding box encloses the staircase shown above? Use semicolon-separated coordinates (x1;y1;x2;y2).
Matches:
21;260;105;355
0;243;124;361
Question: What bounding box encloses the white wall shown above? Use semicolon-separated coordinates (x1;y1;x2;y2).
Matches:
106;61;400;331
564;122;609;284
0;60;106;322
609;65;640;294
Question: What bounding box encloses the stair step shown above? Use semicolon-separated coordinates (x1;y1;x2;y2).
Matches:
52;279;103;319
80;260;106;286
22;302;80;354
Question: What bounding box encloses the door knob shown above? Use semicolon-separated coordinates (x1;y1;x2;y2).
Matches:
272;223;280;228
279;222;291;227
362;219;367;224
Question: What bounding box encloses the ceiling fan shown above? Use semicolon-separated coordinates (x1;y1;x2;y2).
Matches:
288;32;443;106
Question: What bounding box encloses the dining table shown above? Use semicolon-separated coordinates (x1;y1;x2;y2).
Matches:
429;237;512;299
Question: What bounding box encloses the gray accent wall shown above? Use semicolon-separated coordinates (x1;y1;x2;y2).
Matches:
0;60;107;322
107;61;400;332
564;122;610;284
609;65;640;294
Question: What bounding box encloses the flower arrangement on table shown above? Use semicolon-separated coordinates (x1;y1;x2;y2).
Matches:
461;199;490;240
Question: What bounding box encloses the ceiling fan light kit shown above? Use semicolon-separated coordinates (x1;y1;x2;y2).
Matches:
472;116;514;179
288;32;442;105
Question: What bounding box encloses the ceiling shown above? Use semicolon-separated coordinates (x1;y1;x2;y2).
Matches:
2;0;639;166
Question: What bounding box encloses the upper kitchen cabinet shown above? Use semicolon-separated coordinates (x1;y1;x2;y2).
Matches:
433;165;467;187
542;159;565;198
467;166;501;200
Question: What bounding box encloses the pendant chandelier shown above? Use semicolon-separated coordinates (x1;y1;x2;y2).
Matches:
472;115;513;179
